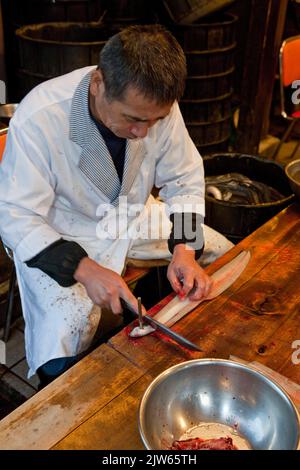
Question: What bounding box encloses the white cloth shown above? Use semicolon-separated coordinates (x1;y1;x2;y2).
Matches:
127;195;234;265
128;222;234;267
0;66;228;376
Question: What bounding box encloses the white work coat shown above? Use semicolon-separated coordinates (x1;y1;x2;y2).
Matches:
0;66;205;376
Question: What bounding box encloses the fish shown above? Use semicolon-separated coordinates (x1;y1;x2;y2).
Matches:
205;172;284;204
129;324;155;338
159;250;250;327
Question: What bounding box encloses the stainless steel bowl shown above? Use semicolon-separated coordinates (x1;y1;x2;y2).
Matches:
285;159;300;202
139;359;300;450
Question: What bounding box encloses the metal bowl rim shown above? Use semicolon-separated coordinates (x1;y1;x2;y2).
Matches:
0;103;19;108
138;358;300;450
0;104;18;118
285;159;300;186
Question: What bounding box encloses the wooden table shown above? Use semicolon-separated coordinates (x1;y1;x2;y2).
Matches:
0;203;299;450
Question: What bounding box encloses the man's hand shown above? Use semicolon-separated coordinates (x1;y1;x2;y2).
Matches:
74;257;140;314
167;244;213;301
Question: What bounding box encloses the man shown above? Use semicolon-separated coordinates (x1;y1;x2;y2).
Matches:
0;25;233;385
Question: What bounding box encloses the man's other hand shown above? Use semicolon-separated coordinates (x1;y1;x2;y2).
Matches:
74;257;139;314
167;244;213;301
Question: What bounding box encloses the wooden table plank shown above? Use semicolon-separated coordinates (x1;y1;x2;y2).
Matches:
251;313;300;383
0;345;144;450
204;204;300;278
232;229;300;316
53;374;153;450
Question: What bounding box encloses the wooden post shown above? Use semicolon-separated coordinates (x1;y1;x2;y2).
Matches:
236;0;288;154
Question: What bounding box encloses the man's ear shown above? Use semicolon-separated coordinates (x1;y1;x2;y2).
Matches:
90;69;104;97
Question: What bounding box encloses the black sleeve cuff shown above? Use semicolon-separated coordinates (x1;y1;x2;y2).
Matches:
26;239;88;287
168;212;204;260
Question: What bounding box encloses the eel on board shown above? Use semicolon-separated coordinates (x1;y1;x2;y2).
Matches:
153;250;251;328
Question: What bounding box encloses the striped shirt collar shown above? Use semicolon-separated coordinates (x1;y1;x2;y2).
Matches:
69;70;144;204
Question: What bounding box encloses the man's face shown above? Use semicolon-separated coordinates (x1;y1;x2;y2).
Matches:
89;70;172;139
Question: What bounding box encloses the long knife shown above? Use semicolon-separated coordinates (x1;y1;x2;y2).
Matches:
122;299;202;352
140;312;202;352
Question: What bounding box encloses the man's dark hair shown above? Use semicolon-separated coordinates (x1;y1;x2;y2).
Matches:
99;24;187;104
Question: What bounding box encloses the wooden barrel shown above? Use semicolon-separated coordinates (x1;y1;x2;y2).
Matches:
180;91;232;121
2;0;106;101
185;43;236;75
183;68;234;100
176;13;238;50
105;0;154;23
177;13;238;154
16;22;118;98
186;117;231;147
163;1;236;25
196;139;229;155
8;0;105;26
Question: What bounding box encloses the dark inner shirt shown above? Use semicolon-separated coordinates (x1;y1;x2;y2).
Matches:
92;117;126;183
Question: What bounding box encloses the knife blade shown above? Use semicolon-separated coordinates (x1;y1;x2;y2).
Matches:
137;296;144;330
121;299;202;352
141;313;202;352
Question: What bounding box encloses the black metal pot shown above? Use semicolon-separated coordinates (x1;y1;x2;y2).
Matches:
203;153;295;243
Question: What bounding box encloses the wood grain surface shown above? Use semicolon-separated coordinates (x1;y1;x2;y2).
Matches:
0;345;144;449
